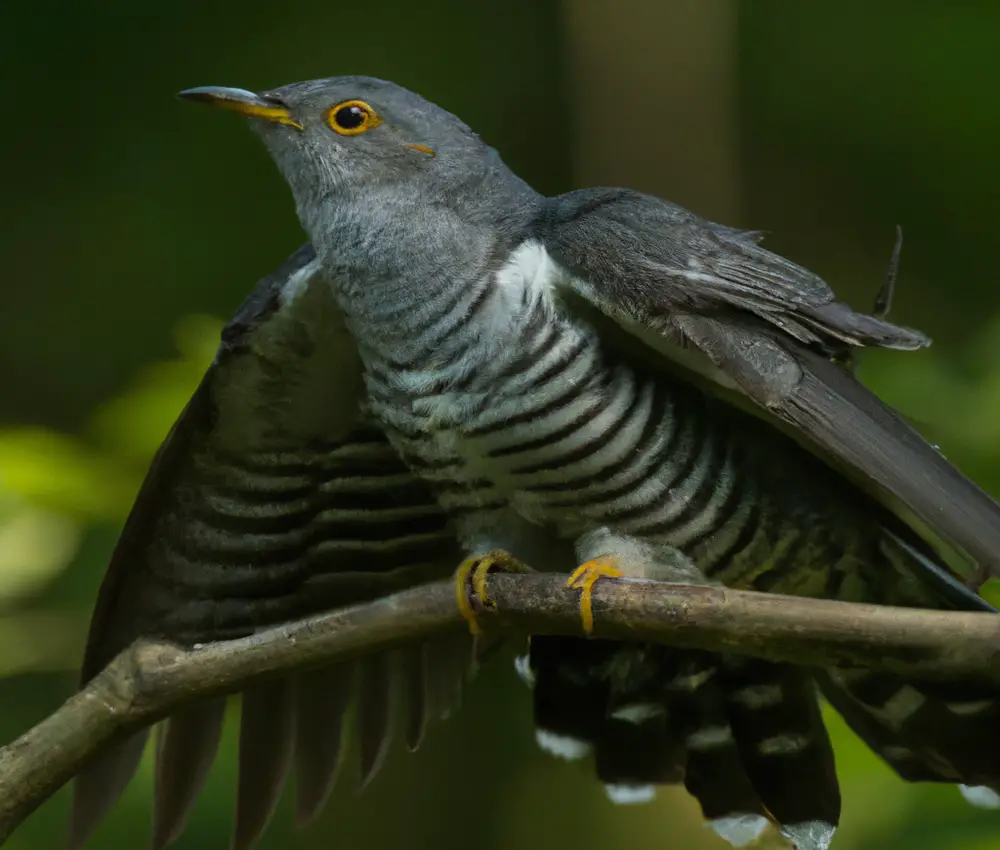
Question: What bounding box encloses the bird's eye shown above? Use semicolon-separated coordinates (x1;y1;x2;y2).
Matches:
327;100;382;136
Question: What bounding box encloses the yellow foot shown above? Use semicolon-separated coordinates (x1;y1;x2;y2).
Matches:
455;551;533;635
567;559;625;636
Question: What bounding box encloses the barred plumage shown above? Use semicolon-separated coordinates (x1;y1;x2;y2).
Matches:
73;76;1000;850
353;238;991;849
363;243;863;604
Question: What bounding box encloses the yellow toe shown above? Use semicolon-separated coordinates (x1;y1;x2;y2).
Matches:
455;556;490;635
567;558;625;636
455;551;533;635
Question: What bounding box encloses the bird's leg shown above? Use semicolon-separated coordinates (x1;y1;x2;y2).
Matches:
570;529;712;636
455;550;535;635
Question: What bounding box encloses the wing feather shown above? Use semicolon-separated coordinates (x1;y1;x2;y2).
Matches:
538;189;1000;581
72;244;468;848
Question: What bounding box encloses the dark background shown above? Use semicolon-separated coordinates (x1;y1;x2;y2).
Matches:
2;2;1000;849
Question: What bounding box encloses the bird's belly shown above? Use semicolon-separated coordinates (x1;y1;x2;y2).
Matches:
375;346;755;569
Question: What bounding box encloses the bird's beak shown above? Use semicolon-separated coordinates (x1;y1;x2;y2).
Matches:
177;86;303;130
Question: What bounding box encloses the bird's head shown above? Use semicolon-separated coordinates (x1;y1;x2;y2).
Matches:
179;76;502;227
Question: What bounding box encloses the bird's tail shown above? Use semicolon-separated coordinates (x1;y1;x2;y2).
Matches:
814;665;1000;806
518;529;1000;849
808;527;1000;810
521;637;840;850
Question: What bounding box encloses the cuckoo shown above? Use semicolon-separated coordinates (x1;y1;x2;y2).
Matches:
69;77;1000;850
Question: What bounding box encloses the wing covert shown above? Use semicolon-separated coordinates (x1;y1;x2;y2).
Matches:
537;189;1000;581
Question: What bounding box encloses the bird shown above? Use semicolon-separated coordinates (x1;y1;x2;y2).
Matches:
69;76;1000;850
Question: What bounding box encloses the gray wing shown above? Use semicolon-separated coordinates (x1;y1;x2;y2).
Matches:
536;188;1000;582
71;245;471;850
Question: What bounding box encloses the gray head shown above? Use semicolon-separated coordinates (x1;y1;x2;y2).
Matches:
179;76;528;233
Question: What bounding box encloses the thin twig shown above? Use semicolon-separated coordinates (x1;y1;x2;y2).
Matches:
0;573;998;841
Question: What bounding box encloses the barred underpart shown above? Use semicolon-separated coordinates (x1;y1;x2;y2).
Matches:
358;241;1000;848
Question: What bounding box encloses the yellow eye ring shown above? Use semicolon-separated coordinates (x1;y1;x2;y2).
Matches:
326;100;382;136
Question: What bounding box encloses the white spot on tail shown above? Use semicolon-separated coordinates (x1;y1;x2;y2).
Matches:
668;667;716;691
706;814;770;847
959;784;1000;809
610;703;664;724
604;783;656;805
876;685;926;727
757;732;811;756
730;683;784;710
513;654;535;687
780;820;836;850
946;698;994;716
686;724;734;750
535;729;591;760
828;666;873;685
881;745;914;761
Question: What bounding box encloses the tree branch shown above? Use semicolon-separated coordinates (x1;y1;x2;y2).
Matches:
1;573;998;840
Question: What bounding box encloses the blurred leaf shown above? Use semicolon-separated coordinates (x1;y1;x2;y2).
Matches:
861;321;1000;494
0;611;84;675
0;313;222;678
0;313;220;523
88;314;220;463
0;429;135;520
980;579;1000;608
0;497;82;603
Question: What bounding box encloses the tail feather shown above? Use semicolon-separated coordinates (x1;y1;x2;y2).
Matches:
820;666;1000;791
293;665;354;826
524;640;853;850
528;635;613;757
356;654;394;789
401;646;430;752
424;634;474;721
524;639;775;845
815;669;950;782
594;715;684;793
68;733;149;850
234;682;296;850
153;698;226;849
720;658;839;847
664;655;768;830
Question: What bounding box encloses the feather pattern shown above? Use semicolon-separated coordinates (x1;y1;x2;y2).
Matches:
76;75;1000;849
335;206;1000;848
293;665;354;825
153;698;226;849
71;245;470;848
235;682;296;850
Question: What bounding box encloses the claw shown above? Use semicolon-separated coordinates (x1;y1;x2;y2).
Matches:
455;557;484;635
567;559;625;636
455;551;532;635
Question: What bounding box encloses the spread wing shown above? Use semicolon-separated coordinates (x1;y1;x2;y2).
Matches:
535;188;1000;583
72;245;471;850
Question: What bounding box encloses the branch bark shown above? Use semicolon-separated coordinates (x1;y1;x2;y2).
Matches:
1;573;998;841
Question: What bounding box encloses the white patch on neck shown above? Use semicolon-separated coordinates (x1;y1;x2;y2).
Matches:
535;729;591;760
495;240;561;305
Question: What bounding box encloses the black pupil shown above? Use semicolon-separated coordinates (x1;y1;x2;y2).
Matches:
336;105;366;129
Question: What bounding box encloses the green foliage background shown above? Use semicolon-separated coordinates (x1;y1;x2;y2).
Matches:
1;2;999;848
